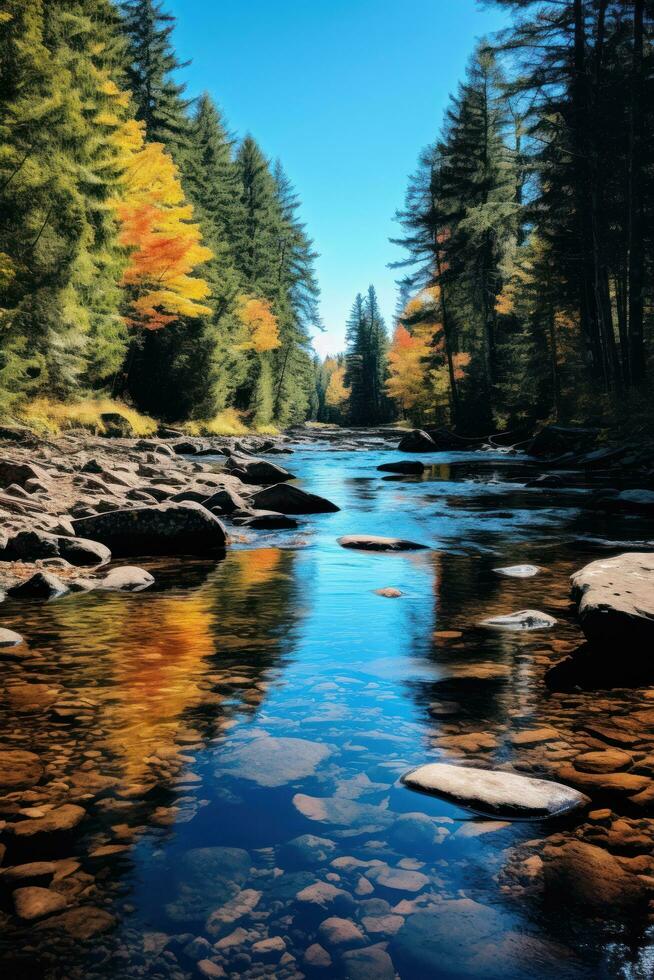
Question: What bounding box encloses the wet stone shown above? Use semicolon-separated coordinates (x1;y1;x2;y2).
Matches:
217;735;331;788
493;564;541;577
402;763;589;819
482;610;557;631
318;916;366;949
278;834;337;868
0;749;43;789
0;628;24;647
13;886;67;921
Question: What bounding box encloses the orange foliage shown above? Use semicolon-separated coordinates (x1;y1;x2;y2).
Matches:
236;295;281;352
113;119;213;330
386;322;432;412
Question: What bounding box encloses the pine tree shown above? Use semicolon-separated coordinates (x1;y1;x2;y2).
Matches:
119;0;190;154
345;287;389;425
270;162;321;423
0;0;129;399
183;94;248;410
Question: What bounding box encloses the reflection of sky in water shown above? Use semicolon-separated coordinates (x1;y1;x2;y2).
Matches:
4;444;654;978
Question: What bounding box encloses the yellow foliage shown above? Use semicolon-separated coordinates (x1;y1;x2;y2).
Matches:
325;364;350;407
236;296;281;352
18;397;157;436
112;119;213;330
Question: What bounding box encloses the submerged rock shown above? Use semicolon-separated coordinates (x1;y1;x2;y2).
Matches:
542;839;649;910
338;535;427;552
374;587;403;598
377;460;425;474
217;735;331;787
493;564;541;578
571;552;654;648
250;483;339;514
166;847;250;923
13;886;67;921
278;834;337;868
391;900;509;979
72;501;228;556
401;763;588;819
11;803;86;838
0;749;43;789
482;609;556;631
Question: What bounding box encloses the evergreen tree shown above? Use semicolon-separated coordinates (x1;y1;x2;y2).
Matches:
119;0;190;153
345;287;389;425
270;162;321;423
0;0;129;399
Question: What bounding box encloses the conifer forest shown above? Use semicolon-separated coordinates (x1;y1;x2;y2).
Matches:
1;0;653;434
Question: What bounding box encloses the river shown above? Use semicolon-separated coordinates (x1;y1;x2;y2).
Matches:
1;436;653;979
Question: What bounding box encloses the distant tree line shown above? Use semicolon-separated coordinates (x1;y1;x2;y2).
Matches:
0;0;321;426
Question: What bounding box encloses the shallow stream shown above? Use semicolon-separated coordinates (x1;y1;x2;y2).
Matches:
2;439;654;978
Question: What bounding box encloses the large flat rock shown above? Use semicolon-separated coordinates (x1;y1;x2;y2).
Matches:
402;763;588;820
571;552;654;647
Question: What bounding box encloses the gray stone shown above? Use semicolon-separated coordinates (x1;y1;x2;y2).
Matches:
493;564;541;578
482;609;556;630
7;572;68;600
0;459;47;489
101;565;155;592
234;512;298;530
571;552;654;648
205;488;247;514
402;763;588;819
72;501;228;556
250;483;339;514
226;455;295;485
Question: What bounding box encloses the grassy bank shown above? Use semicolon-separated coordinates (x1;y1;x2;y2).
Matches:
11;398;280;439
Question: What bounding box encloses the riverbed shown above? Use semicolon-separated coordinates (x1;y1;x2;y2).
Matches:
1;437;654;979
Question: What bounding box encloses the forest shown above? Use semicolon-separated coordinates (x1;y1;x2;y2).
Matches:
322;0;654;434
1;0;653;436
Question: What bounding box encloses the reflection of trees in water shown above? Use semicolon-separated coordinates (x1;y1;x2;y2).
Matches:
5;548;302;789
408;549;583;749
0;549;303;975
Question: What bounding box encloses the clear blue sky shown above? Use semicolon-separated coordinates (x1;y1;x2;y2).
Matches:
166;0;509;357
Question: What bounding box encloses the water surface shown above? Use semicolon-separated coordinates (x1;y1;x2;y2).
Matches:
2;440;654;979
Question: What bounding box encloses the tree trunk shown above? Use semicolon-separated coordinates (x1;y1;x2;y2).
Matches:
627;0;646;385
